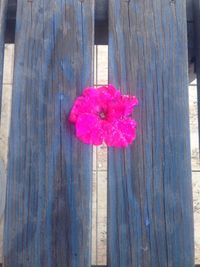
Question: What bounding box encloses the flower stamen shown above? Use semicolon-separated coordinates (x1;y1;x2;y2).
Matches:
99;111;107;120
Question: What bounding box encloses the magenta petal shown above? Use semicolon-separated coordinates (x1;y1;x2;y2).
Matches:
69;96;85;123
103;118;137;147
82;85;121;115
107;95;139;120
98;84;121;98
122;95;139;116
76;114;104;145
82;86;120;100
69;95;100;123
83;87;99;97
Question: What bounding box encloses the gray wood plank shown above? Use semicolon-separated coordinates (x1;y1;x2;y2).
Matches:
108;0;194;266
0;159;6;221
0;0;8;121
0;159;6;264
3;1;94;266
193;0;200;157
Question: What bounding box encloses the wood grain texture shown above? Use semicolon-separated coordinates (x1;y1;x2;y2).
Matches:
0;159;6;221
193;0;200;157
0;159;6;264
187;0;193;21
108;0;194;266
3;1;94;266
0;0;8;121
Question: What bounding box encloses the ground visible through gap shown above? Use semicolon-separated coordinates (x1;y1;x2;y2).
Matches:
92;45;108;266
189;77;200;264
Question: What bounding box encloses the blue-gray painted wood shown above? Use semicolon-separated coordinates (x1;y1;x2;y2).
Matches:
4;0;196;54
3;1;94;266
0;159;6;221
108;0;194;266
187;0;194;21
6;0;108;44
0;0;8;121
194;0;200;157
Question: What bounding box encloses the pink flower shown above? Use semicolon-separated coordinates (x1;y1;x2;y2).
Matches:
69;84;138;147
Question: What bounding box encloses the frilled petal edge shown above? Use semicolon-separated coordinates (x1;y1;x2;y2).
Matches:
103;118;137;147
76;114;104;146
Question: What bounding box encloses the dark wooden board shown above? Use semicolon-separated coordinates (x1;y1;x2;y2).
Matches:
108;0;194;266
187;0;194;21
3;1;94;266
187;0;195;64
5;0;16;43
0;0;8;121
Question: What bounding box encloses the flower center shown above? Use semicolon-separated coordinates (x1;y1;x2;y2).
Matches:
99;111;107;120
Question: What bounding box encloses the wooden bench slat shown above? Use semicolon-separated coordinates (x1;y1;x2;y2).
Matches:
0;0;8;121
3;1;94;266
108;0;194;266
193;0;200;158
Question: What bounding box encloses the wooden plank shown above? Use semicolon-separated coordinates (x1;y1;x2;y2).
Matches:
3;1;94;266
0;159;6;264
6;0;108;45
187;0;194;21
4;0;196;53
108;1;194;266
0;159;6;221
193;0;200;157
0;0;8;121
187;0;195;65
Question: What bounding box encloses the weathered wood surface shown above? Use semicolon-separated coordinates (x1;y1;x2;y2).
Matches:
3;1;94;266
194;0;200;156
108;0;194;266
0;159;6;264
0;159;6;221
187;0;193;21
0;0;8;121
5;0;195;51
6;0;108;44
